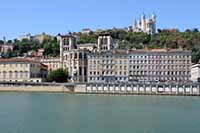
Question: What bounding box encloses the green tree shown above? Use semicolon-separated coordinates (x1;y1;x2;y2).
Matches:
0;40;4;44
7;40;12;44
47;69;69;83
77;34;98;44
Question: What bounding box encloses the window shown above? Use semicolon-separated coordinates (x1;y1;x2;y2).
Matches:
3;71;6;78
74;53;77;59
79;67;82;75
9;71;13;78
20;71;23;78
84;53;87;59
120;71;122;75
79;53;82;59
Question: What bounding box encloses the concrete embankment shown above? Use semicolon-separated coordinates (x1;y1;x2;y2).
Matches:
1;82;200;97
0;82;74;93
82;83;200;96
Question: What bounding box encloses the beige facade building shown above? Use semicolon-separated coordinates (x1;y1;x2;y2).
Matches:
97;34;113;52
40;32;192;83
88;34;129;83
59;35;89;82
41;34;89;83
87;33;192;83
77;43;96;51
0;44;14;55
87;50;129;83
40;58;60;72
33;33;53;44
0;58;48;82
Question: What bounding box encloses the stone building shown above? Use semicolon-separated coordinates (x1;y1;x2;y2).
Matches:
33;33;53;44
97;33;113;52
87;50;129;83
77;43;96;51
0;44;14;55
82;28;93;34
128;49;191;82
40;58;60;72
191;64;200;82
58;35;89;82
41;32;192;83
130;13;156;34
88;34;192;83
18;33;32;41
0;58;48;82
88;34;129;83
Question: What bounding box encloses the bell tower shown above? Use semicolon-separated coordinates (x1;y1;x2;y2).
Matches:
97;33;113;52
58;34;77;68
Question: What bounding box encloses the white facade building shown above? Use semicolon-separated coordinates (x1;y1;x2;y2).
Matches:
131;13;156;34
191;64;200;82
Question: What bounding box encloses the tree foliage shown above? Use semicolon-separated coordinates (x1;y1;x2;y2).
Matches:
3;28;200;63
47;69;69;83
4;37;59;58
77;34;98;44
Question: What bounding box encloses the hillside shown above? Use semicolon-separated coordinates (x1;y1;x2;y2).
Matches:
77;29;200;63
2;29;200;63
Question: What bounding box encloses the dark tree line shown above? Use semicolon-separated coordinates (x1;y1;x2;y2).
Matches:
1;37;60;58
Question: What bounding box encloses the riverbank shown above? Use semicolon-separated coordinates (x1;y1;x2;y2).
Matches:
0;82;200;96
0;82;74;93
0;86;67;93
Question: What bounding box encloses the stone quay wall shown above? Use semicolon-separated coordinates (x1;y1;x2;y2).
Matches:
0;82;74;93
84;83;200;96
0;82;200;96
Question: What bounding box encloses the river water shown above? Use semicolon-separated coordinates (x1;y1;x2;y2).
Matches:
0;93;200;133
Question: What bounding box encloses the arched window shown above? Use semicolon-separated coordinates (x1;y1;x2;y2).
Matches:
3;71;6;78
15;71;18;79
9;71;13;78
25;71;28;78
20;71;23;78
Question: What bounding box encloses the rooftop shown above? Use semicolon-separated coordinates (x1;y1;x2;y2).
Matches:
129;49;191;53
0;58;47;67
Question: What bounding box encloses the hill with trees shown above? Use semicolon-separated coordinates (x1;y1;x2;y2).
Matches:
77;28;200;63
1;28;200;63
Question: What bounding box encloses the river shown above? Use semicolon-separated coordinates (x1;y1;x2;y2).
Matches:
0;93;200;133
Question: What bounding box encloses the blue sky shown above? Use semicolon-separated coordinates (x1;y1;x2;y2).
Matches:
0;0;200;39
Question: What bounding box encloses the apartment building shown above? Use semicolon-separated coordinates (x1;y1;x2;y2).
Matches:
40;58;60;72
191;64;200;82
129;49;192;82
0;58;48;82
87;50;129;83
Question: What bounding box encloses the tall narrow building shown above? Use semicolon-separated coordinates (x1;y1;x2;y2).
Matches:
97;33;113;52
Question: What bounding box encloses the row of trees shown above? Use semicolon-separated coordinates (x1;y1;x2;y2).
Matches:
1;37;60;58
